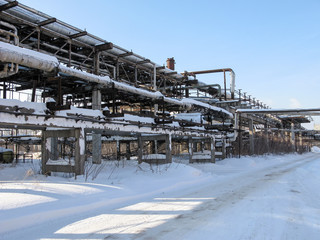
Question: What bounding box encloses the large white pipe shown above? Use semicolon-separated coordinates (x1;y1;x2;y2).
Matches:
0;41;58;72
231;112;238;142
230;70;235;97
58;64;111;85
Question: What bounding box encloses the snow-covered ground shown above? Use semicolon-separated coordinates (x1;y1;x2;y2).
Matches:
1;151;320;240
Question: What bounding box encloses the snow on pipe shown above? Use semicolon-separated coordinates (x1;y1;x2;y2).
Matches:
0;41;58;72
230;112;238;142
58;65;191;109
0;42;238;117
230;70;235;97
0;41;192;109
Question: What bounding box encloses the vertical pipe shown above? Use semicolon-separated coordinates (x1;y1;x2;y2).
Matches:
31;77;37;102
166;134;172;163
193;141;198;153
188;136;193;163
58;78;62;106
75;128;85;175
238;114;242;158
92;87;102;164
92;87;101;110
37;28;40;51
50;136;59;160
153;64;157;91
116;59;119;81
134;66;137;85
94;51;101;75
186;87;189;98
138;134;143;164
291;123;295;152
126;142;131;160
15;128;19;162
210;137;215;163
299;132;303;153
249;118;254;155
91;133;102;164
154;140;158;154
201;140;204;153
264;122;270;154
153;64;158;115
116;140;120;160
41;130;47;175
68;41;71;67
230;70;235;99
3;82;6;99
222;137;226;159
112;83;116;113
223;70;227;100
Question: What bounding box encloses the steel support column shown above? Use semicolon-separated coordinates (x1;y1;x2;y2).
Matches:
249;118;255;155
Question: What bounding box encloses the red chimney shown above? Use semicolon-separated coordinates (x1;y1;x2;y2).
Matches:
166;57;175;70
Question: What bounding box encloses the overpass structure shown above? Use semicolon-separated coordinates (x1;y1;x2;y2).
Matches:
0;0;316;175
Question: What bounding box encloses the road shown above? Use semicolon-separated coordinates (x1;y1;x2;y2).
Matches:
129;154;320;240
1;154;320;240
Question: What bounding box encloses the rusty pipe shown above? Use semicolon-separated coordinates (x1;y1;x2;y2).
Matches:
183;68;235;99
183;68;234;75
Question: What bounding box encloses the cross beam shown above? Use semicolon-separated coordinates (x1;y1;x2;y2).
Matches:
0;1;18;12
69;31;88;39
38;18;56;27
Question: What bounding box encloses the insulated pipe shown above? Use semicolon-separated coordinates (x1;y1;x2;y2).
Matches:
230;70;235;99
229;112;238;142
0;41;58;72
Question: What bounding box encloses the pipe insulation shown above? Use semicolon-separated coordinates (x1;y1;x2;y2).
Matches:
230;70;235;95
0;41;234;117
0;41;58;71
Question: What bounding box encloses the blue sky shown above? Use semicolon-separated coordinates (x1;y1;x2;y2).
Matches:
17;0;320;126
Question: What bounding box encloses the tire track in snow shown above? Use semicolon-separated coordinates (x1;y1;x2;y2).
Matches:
131;154;319;240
